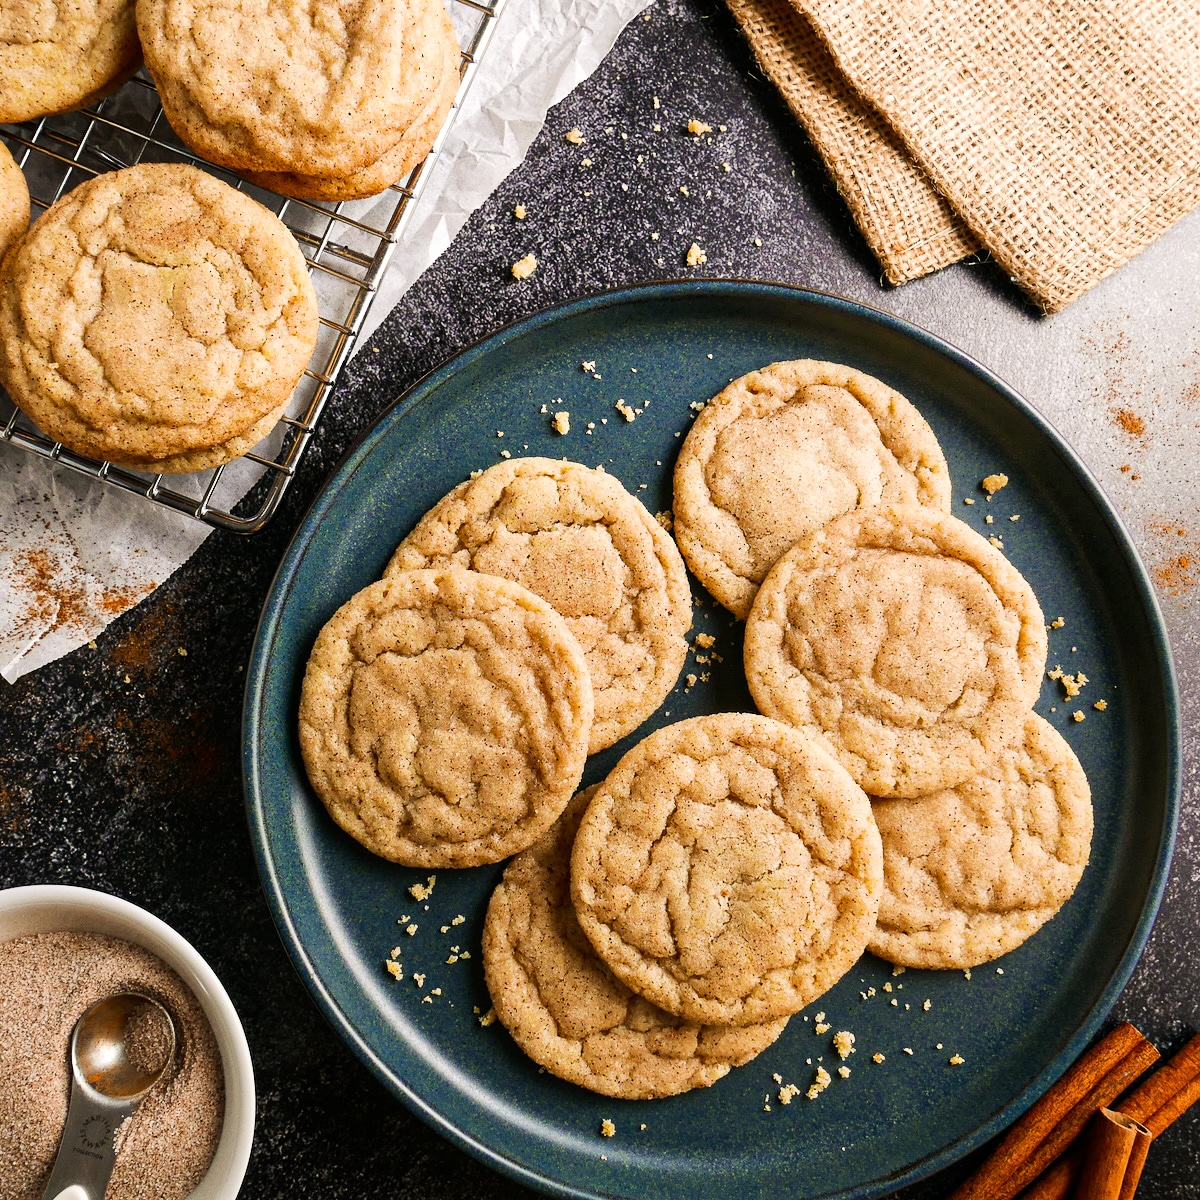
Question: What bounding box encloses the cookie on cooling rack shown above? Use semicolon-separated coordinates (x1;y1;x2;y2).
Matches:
387;456;692;754
239;9;460;201
673;359;951;619
0;0;142;123
0;162;319;473
299;569;594;869
138;0;458;185
0;144;29;262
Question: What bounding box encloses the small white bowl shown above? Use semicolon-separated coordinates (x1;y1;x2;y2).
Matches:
0;884;254;1199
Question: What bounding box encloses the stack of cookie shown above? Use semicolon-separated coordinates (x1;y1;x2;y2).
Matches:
136;0;461;201
298;455;891;1098
483;713;883;1098
673;359;1093;975
298;457;695;865
0;162;320;473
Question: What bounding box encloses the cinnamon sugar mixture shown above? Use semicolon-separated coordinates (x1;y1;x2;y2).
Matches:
0;930;225;1200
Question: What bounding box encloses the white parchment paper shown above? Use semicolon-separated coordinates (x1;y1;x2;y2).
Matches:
0;0;652;683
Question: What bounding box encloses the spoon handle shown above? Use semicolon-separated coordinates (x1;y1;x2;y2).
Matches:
41;1082;134;1200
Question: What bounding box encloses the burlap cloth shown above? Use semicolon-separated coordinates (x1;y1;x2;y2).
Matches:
727;0;1200;312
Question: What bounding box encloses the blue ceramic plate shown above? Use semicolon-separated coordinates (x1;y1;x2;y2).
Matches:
243;282;1179;1199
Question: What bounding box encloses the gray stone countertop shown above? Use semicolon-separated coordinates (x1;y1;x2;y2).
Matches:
1;0;1197;1196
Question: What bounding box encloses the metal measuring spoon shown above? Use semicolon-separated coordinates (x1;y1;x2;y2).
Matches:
42;992;177;1200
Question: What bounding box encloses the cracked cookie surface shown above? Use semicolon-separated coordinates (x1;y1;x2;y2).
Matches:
744;506;1047;799
673;359;951;619
387;457;692;753
0;0;141;123
299;569;593;868
870;714;1093;968
570;713;882;1027
139;0;450;178
483;787;787;1098
0;163;318;472
240;5;460;201
0;144;29;263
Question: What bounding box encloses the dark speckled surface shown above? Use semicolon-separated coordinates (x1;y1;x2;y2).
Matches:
2;1;1199;1197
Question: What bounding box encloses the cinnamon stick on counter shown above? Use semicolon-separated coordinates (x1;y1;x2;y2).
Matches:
1074;1109;1149;1200
1019;1030;1200;1200
949;1021;1160;1200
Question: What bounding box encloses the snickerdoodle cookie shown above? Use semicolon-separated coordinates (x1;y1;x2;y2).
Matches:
299;569;593;868
570;714;882;1027
483;788;787;1098
0;144;29;262
0;163;318;472
387;458;692;754
239;9;460;201
673;359;951;619
743;506;1047;799
870;714;1093;969
0;0;141;123
139;0;454;180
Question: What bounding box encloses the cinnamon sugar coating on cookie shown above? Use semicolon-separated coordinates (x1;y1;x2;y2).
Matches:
388;458;691;753
673;359;951;619
299;569;593;868
483;789;786;1098
743;506;1048;798
0;144;29;263
0;163;318;472
870;714;1093;968
139;0;451;178
570;714;882;1027
0;0;141;123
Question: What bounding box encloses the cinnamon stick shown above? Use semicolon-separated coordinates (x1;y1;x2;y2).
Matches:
1015;1147;1078;1200
949;1021;1159;1200
1020;1030;1200;1200
1118;1030;1200;1134
1074;1109;1144;1200
1115;1117;1152;1200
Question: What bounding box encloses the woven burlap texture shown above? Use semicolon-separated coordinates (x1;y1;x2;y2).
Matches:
734;0;1200;312
726;0;977;284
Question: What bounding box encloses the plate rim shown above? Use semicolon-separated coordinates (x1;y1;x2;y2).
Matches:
242;278;1181;1200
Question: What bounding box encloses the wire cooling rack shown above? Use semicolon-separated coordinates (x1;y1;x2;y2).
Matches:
0;0;506;533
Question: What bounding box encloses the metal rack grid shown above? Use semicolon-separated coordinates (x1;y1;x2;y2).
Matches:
0;0;506;533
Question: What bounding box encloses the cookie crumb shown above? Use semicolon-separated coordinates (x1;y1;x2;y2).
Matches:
949;1054;965;1066
891;965;905;976
478;1007;496;1027
685;242;707;267
872;1052;885;1064
1072;710;1085;722
565;128;585;145
903;1048;914;1056
552;410;570;435
837;1066;851;1079
963;497;976;505
982;473;1009;495
405;923;418;936
385;960;402;979
963;969;972;981
923;999;932;1011
615;400;637;422
600;1119;616;1138
814;1021;831;1035
514;204;527;219
1094;699;1108;711
655;510;673;531
687;118;713;136
805;1067;832;1100
511;253;537;280
1050;616;1065;629
409;876;436;902
833;1031;855;1060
